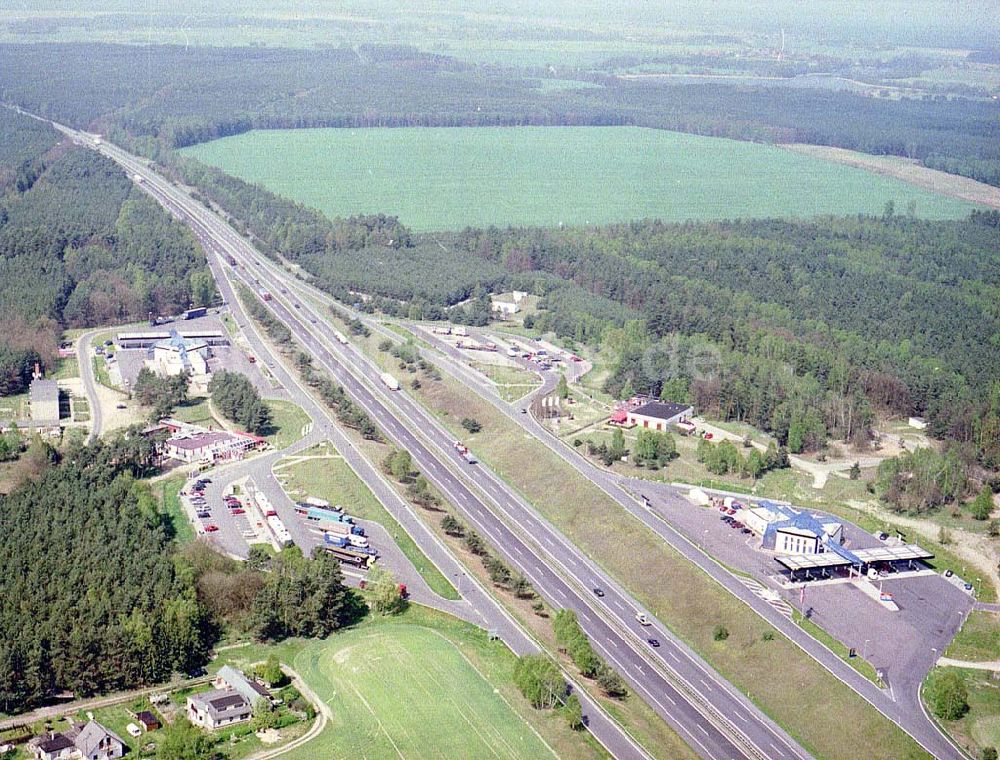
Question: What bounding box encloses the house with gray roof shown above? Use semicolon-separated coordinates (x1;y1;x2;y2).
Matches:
29;720;125;760
187;688;253;730
215;665;272;707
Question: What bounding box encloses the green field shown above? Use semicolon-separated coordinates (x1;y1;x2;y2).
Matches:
283;623;555;760
181;127;976;231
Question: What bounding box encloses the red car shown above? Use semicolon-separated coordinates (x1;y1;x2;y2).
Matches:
232;508;246;515
265;510;277;517
704;433;714;440
204;525;219;533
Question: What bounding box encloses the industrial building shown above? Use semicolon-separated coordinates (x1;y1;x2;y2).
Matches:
116;330;228;349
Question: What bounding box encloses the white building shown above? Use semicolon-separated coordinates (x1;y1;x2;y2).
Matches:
742;501;843;555
145;331;211;380
164;429;265;464
491;300;520;316
625;401;694;432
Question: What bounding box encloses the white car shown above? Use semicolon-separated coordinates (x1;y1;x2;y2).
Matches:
635;612;651;626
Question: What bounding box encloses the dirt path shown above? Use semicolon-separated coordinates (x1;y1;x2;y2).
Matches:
936;657;1000;672
782;144;1000;210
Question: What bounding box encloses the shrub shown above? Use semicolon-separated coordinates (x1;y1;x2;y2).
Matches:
713;625;729;641
925;669;969;720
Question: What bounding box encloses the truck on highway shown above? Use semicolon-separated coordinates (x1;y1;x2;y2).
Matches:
380;372;400;391
453;441;478;464
333;330;349;345
453;325;468;337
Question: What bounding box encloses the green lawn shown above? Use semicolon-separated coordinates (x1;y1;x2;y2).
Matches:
278;446;460;600
157;474;194;543
0;391;29;422
946;611;1000;662
181;127;975;232
173;396;222;428
263;398;312;450
51;355;79;380
924;667;1000;757
283;621;555;759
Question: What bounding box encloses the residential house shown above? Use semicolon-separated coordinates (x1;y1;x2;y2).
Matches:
187;690;253;730
29;720;125;760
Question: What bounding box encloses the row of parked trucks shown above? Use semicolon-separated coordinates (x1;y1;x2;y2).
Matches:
294;497;379;568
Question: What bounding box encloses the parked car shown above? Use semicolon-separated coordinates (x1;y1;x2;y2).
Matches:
115;403;127;409
196;511;210;519
232;508;246;515
204;525;219;533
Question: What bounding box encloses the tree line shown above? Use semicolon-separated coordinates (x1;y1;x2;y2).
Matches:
3;42;998;186
209;369;273;435
0;109;213;395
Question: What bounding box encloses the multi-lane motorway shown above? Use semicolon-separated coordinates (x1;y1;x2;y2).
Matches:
47;117;962;760
64;131;818;760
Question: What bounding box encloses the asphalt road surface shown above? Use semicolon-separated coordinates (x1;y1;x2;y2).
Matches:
56;130;658;760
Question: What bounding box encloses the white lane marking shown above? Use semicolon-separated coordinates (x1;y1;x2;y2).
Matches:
699;679;713;691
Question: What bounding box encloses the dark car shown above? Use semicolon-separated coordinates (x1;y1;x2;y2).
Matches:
721;515;733;522
201;478;212;484
196;511;210;519
593;587;605;597
647;638;661;648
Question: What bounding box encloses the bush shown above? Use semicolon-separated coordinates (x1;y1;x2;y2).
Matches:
762;630;775;642
513;654;565;709
461;417;482;434
440;514;465;537
925;669;969;720
713;625;729;641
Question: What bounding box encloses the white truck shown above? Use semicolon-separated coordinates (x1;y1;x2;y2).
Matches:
305;496;332;508
266;514;293;548
347;534;370;548
380;372;400;391
333;330;349;345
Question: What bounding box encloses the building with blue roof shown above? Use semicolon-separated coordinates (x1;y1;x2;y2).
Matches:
743;500;844;555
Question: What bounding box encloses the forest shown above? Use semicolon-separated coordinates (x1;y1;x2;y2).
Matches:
171;154;998;462
209;370;273;435
0;109;213;395
0;431;365;715
0;433;214;714
1;42;998;186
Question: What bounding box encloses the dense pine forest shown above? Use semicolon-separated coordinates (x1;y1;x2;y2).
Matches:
0;434;213;713
1;43;998;187
0;109;213;395
0;432;364;715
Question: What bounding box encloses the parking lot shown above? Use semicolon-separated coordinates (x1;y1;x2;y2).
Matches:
640;482;973;691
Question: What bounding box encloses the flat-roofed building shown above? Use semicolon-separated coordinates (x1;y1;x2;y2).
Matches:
29;378;60;425
625;400;694;432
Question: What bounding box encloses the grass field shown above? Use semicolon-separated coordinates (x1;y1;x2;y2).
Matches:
277;445;460;600
180;127;976;231
263;398;312;449
157;474;194;543
945;611;1000;662
172;396;222;428
283;623;556;760
214;606;598;760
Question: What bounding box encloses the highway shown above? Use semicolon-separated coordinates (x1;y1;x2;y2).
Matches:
56;131;822;760
48;129;656;760
395;325;970;760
